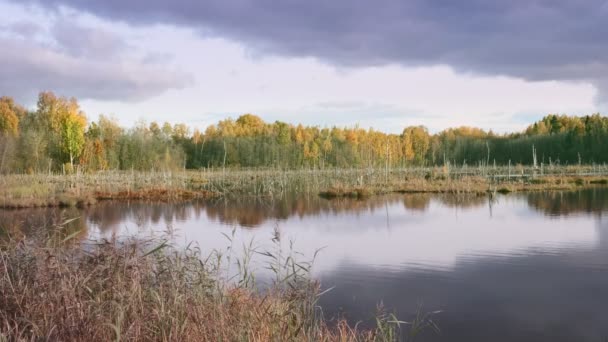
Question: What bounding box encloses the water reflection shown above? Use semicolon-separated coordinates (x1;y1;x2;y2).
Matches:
0;206;87;241
3;190;585;235
1;189;608;342
527;189;608;216
320;216;608;341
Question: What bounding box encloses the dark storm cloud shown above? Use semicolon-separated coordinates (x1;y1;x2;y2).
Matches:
51;21;127;59
11;0;608;104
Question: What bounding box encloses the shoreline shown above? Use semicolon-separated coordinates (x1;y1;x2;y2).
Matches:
1;168;607;209
319;175;608;199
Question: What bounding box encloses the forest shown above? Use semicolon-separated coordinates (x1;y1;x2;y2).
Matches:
1;91;607;174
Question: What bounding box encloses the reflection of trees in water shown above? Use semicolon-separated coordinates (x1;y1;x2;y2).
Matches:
3;189;607;234
401;193;488;212
86;202;198;234
0;202;198;237
204;195;407;228
434;193;488;209
527;189;608;216
402;194;431;211
0;207;87;242
86;203;132;233
79;195;439;231
86;189;607;229
127;193;492;228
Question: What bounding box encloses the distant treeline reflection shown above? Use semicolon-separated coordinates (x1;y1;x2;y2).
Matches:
526;189;608;216
1;189;607;239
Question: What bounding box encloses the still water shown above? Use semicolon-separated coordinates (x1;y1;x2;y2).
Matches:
2;189;608;341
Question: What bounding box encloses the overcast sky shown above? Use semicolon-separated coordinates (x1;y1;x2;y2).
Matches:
0;0;606;133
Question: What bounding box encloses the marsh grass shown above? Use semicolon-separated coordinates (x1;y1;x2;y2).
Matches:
0;171;217;209
3;164;606;208
0;219;441;341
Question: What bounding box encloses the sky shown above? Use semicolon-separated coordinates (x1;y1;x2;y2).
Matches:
0;0;606;133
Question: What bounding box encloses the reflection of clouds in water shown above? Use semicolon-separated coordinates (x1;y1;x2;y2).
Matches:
2;189;607;275
3;190;608;342
272;198;597;274
50;190;604;277
314;213;608;341
319;238;608;342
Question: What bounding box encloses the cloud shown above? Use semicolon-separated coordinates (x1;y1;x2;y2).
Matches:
10;0;608;104
51;21;127;59
0;17;192;103
2;20;43;38
594;79;608;108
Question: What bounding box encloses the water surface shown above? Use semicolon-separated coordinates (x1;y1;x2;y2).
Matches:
2;189;608;341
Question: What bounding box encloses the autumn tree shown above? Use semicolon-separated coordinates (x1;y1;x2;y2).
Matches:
0;97;26;172
402;126;430;165
236;114;265;135
60;109;87;169
80;122;108;171
0;96;24;136
35;92;87;169
2;92;608;172
97;115;123;169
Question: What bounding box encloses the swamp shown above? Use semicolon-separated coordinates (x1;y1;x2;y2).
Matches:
2;94;608;341
2;185;608;341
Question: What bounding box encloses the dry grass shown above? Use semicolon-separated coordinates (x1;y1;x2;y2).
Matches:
319;174;608;199
0;222;417;342
0;171;218;209
1;165;607;208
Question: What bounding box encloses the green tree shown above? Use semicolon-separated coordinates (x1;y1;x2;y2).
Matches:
35;92;87;169
60;109;87;169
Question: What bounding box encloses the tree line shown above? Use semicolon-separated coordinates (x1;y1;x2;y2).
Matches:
1;92;607;174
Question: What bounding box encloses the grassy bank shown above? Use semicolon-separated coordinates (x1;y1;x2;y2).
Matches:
0;224;422;341
0;171;217;209
319;174;608;198
1;165;608;208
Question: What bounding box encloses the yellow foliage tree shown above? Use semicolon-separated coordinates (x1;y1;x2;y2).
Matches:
0;96;23;136
402;126;430;165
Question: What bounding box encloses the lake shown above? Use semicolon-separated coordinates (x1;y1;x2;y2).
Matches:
2;189;608;341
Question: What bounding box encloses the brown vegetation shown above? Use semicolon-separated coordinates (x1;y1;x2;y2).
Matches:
319;174;608;199
1;167;607;208
0;228;410;341
0;172;219;209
